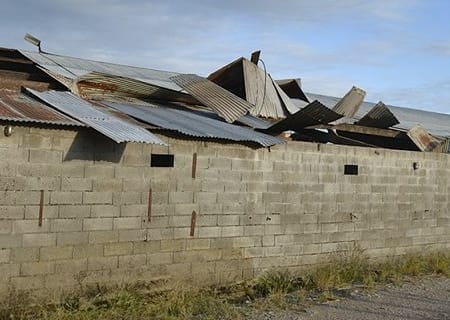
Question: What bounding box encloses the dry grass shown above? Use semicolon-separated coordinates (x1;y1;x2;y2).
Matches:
1;249;449;319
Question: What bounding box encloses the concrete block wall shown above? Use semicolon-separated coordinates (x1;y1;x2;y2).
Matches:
0;124;449;292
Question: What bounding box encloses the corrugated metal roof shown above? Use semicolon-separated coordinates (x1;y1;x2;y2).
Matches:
0;89;82;126
74;72;198;104
304;92;450;138
19;50;183;92
407;125;445;152
25;88;166;145
263;100;342;134
102;100;284;147
356;102;399;128
171;74;254;123
332;86;366;117
242;59;287;119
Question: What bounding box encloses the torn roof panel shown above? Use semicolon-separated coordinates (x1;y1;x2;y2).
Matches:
305;92;450;138
74;72;197;104
263;100;342;134
332;86;366;117
25;88;166;145
242;59;287;119
170;74;254;123
0;89;82;126
275;79;309;102
102;100;284;147
407;125;445;152
356;101;400;128
19;50;183;92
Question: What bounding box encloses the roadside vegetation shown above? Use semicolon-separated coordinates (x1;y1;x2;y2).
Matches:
1;248;449;320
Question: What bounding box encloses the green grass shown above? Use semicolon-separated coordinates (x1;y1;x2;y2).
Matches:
1;249;449;320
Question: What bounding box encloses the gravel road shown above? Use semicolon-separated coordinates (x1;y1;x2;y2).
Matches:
246;277;450;320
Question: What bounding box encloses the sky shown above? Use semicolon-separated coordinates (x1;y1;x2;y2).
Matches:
1;0;449;114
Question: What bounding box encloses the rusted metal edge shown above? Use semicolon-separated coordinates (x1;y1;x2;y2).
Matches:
190;210;197;237
38;190;44;227
192;152;197;179
147;187;152;222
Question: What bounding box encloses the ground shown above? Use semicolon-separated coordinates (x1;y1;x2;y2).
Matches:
246;277;450;320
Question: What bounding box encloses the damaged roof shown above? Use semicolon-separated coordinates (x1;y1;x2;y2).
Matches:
0;46;448;152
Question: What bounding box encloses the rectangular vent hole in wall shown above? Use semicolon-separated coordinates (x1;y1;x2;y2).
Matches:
344;164;358;175
151;154;174;167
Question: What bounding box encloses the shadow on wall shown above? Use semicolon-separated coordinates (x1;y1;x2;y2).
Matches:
64;129;126;163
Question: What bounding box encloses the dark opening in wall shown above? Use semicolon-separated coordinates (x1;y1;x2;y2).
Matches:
344;164;358;175
151;154;174;167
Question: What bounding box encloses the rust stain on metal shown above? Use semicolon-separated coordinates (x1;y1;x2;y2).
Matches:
192;152;197;179
38;190;44;227
407;125;444;152
147;187;152;222
0;89;81;125
190;210;197;237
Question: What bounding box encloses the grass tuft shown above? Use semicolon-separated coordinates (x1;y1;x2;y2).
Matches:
0;249;449;319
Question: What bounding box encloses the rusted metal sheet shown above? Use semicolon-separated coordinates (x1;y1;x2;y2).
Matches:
356;101;399;128
20;50;183;92
332;86;366;117
103;100;284;147
407;125;445;152
26;88;166;144
38;190;44;227
190;210;197;237
192;152;197;179
75;72;198;104
170;74;254;123
263;100;342;134
0;89;82;126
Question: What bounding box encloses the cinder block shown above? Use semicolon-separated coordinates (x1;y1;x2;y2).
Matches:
10;275;44;290
118;254;146;268
15;191;43;205
85;165;115;178
133;241;161;254
83;192;113;205
104;242;133;256
198;226;221;238
83;218;113;231
10;247;39;262
61;178;92;191
93;179;122;192
113;217;142;230
20;261;55;276
44;273;78;289
57;232;89;246
169;192;194;204
24;177;60;191
221;226;244;237
59;205;90;218
147;252;173;265
0;220;12;234
88;256;118;270
113;192;142;205
50;192;82;205
73;244;103;258
88;230;118;244
119;229;146;242
22;233;56;247
51;219;83;232
40;246;73;261
161;239;186;252
0;248;10;263
120;204;146;217
90;205;119;218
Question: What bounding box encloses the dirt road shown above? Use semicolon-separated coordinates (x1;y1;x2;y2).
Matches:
247;277;450;320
